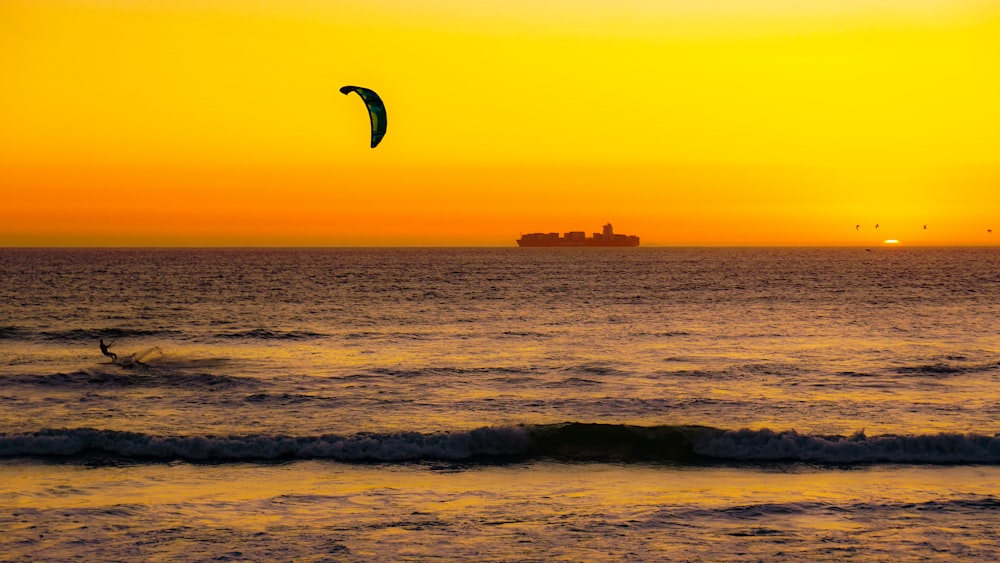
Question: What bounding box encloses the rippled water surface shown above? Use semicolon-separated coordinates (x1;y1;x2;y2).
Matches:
2;247;999;560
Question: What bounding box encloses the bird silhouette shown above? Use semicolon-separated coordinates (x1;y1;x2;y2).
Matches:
875;224;879;229
923;225;927;230
855;224;860;231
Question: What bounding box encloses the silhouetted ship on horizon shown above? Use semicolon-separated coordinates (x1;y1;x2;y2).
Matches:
516;223;640;247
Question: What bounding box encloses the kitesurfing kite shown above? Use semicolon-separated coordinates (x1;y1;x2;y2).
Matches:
340;85;386;148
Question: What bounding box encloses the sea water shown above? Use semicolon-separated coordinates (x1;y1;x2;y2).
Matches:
1;247;998;561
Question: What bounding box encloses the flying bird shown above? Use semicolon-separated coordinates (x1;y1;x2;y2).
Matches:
923;225;927;230
855;224;860;231
875;224;879;229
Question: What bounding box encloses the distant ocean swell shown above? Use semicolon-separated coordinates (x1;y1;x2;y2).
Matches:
3;424;1000;465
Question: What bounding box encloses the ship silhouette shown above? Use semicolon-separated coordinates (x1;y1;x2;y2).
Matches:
517;223;640;247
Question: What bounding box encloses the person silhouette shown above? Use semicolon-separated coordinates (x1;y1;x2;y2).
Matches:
99;339;118;363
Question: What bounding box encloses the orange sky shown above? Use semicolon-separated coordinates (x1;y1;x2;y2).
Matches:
3;0;999;246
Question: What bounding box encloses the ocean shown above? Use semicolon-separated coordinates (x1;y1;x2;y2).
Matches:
1;247;999;561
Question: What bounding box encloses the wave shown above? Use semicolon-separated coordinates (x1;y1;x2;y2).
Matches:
211;329;327;340
500;330;551;338
686;427;1000;464
38;328;182;342
656;497;1000;522
0;325;28;340
562;363;627;377
6;326;329;343
3;367;257;390
3;423;1000;465
369;366;530;379
0;427;529;462
0;326;179;342
895;361;1000;377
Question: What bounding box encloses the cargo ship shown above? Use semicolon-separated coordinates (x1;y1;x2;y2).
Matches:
516;223;640;247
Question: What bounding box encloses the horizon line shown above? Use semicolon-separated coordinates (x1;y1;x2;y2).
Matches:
3;244;999;250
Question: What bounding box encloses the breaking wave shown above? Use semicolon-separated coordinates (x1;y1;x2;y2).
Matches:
2;423;999;465
0;427;529;462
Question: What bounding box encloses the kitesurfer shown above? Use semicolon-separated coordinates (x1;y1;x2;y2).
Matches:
99;338;117;363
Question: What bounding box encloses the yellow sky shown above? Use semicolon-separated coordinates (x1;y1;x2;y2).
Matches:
2;0;999;246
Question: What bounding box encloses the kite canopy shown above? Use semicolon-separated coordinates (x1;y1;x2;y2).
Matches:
340;85;387;148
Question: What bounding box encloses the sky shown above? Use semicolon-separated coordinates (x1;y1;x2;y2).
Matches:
2;0;999;246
